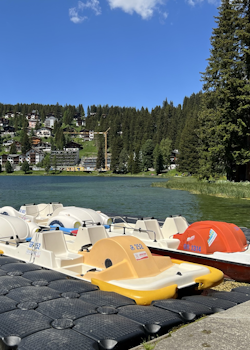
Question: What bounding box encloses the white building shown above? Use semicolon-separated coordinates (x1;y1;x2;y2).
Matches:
44;116;58;129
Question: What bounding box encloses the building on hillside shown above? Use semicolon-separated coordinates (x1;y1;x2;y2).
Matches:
44;116;58;129
81;155;111;171
169;149;179;170
4;112;15;119
2;140;15;152
64;141;82;152
0;154;8;166
0;118;8;127
50;150;79;167
77;129;94;141
4;141;22;153
2;126;15;137
36;127;52;138
81;156;97;171
25;149;44;164
7;154;25;166
33;142;51;153
73;114;86;127
31;136;42;146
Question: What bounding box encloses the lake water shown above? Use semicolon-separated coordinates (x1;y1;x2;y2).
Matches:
1;175;250;227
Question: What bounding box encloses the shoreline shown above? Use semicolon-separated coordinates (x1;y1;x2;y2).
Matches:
152;176;250;200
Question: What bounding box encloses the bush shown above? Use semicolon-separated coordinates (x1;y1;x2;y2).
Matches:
5;161;13;173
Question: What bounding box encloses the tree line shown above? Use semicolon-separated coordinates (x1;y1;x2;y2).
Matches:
1;0;250;180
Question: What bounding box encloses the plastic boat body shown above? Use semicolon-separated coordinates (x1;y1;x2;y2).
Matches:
106;216;250;282
0;214;223;305
0;203;112;228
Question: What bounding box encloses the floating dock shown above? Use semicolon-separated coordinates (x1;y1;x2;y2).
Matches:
0;255;249;349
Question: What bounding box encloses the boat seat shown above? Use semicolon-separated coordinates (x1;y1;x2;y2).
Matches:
42;230;81;261
133;220;164;242
161;216;189;239
23;204;39;217
87;225;109;245
66;226;92;252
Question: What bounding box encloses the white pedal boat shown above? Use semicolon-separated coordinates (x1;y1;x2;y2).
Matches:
0;203;111;228
0;214;223;305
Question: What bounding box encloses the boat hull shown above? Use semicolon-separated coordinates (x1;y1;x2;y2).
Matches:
149;247;250;283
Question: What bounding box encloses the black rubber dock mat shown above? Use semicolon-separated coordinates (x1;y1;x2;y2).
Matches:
0;257;247;349
152;298;213;321
73;313;146;350
182;295;237;311
18;329;98;350
207;290;250;304
79;290;136;307
117;305;183;336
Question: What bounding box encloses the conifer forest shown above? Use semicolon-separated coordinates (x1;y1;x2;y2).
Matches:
1;0;250;181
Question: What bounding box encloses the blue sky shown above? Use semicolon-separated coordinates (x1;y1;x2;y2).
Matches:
0;0;219;113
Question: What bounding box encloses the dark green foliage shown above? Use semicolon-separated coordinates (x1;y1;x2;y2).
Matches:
118;148;128;173
132;148;142;174
9;142;17;154
54;128;65;150
178;93;202;174
0;93;204;175
199;0;250;181
141;139;154;171
160;138;172;169
43;153;51;174
5;161;12;173
153;144;164;175
96;138;105;169
21;161;30;174
21;132;31;154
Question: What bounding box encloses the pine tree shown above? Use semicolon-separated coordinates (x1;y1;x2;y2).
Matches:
141;139;154;171
118;148;128;173
160;138;172;169
153;144;164;175
96;138;105;170
199;0;250;180
21;160;30;174
9;142;17;154
21;132;31;154
5;161;12;173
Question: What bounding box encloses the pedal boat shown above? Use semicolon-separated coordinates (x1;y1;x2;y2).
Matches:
104;215;250;282
0;214;223;305
0;203;112;228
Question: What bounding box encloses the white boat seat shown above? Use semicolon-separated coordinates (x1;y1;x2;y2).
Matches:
42;230;80;260
133;220;164;241
87;225;109;245
161;216;189;239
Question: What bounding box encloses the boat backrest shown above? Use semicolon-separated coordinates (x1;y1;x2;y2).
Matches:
133;219;163;241
71;227;92;250
161;216;189;239
23;204;39;217
36;203;53;218
42;230;68;256
87;225;109;245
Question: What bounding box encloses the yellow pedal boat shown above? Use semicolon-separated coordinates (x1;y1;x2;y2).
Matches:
0;215;223;305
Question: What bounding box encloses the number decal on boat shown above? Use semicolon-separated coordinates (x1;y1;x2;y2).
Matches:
130;244;144;250
26;241;41;257
183;244;201;252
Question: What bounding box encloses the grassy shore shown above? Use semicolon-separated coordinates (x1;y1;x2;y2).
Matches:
152;176;250;199
0;169;166;178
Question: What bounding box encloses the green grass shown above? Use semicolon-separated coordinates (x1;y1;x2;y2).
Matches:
152;176;250;199
79;141;98;158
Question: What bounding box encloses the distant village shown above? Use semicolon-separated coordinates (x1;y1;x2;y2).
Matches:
0;108;180;174
0;110;110;172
